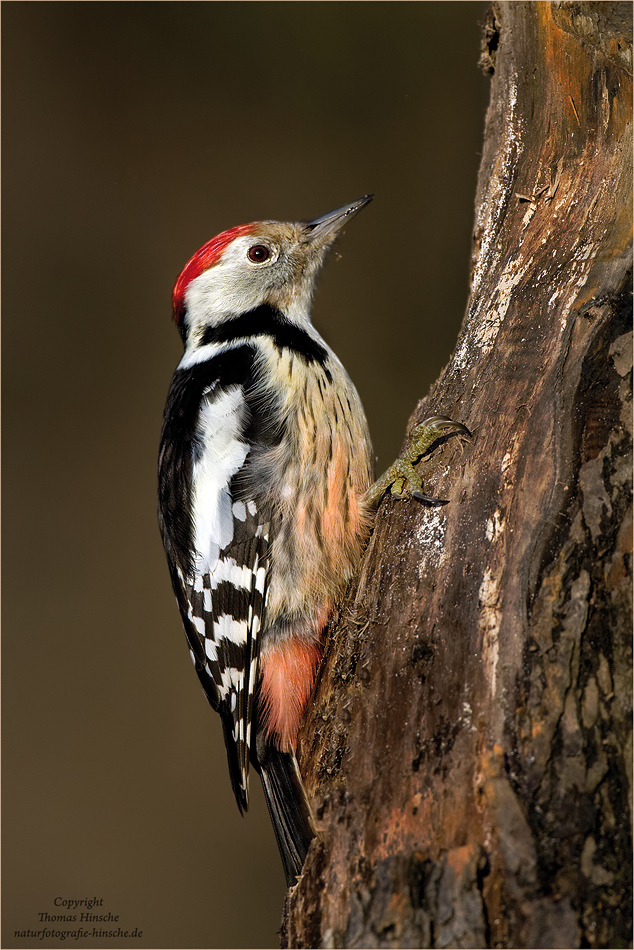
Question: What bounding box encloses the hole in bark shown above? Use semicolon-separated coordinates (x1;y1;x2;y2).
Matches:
479;9;500;75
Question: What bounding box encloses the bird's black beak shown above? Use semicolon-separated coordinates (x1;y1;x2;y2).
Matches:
303;195;373;243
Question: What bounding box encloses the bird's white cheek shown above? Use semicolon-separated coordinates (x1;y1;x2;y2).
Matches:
186;267;273;324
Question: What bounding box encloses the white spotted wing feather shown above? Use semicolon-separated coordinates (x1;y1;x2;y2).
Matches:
186;385;269;808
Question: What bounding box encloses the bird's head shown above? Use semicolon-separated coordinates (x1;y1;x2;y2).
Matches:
172;196;373;347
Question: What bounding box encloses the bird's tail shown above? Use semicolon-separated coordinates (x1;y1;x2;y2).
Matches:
254;735;315;887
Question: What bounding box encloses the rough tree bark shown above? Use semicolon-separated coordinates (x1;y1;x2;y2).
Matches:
282;3;632;948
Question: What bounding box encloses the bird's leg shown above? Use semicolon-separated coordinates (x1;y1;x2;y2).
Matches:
363;415;472;508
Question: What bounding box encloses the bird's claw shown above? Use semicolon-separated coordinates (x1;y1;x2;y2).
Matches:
363;413;470;508
409;415;472;447
411;491;450;507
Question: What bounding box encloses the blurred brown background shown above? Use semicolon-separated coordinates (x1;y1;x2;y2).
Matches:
2;3;488;947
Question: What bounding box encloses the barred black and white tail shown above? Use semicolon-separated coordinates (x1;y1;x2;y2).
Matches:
254;735;315;887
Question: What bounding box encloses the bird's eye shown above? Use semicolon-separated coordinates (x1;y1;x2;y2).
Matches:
247;244;270;263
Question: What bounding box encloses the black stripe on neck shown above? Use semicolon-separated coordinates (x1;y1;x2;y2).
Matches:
200;304;329;367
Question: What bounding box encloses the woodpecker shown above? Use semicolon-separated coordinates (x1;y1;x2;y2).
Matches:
158;196;469;886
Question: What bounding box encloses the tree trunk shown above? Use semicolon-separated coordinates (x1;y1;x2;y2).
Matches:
281;3;632;948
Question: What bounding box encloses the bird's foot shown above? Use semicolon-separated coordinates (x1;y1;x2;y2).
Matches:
364;415;471;508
